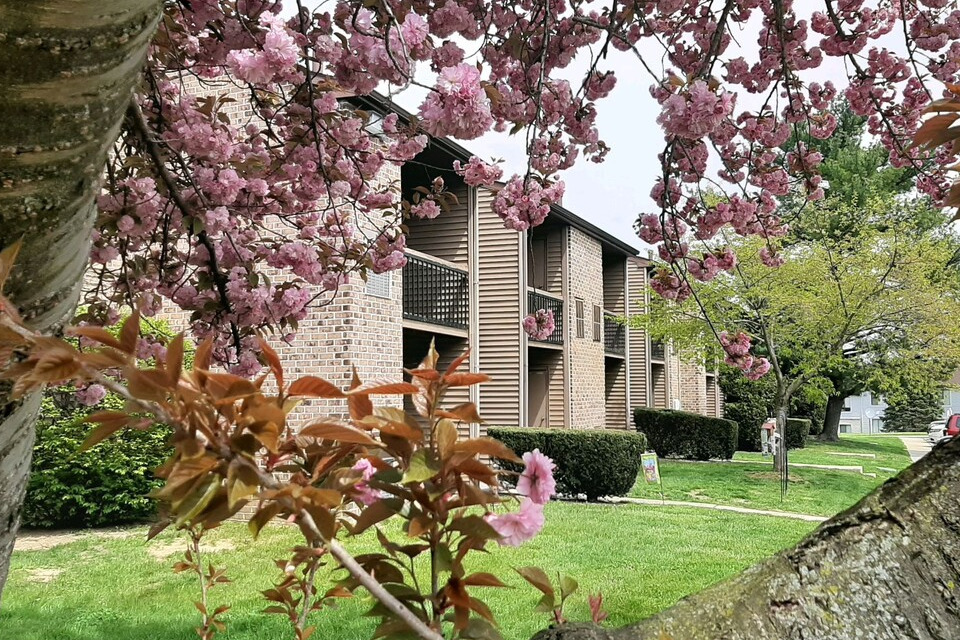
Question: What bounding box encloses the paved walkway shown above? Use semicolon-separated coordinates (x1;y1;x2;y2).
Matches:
900;436;933;463
605;496;826;523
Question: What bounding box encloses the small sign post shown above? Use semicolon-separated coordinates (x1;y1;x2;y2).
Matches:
641;451;664;504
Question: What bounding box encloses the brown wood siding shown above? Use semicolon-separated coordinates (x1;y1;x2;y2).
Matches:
603;259;626;313
705;374;718;417
546;228;564;296
405;183;469;267
627;258;649;410
476;187;523;426
651;363;668;409
605;359;627;428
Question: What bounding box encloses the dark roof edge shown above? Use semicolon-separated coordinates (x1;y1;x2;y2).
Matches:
354;92;641;257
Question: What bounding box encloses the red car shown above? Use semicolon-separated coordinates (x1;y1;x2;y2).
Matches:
947;414;960;439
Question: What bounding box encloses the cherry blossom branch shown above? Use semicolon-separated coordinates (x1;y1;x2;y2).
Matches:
126;98;244;358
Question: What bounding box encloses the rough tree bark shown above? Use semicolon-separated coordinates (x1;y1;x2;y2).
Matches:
533;437;960;640
819;395;845;442
0;0;160;601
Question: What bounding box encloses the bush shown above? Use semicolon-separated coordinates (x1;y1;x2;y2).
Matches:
785;418;811;450
723;401;766;452
487;428;647;501
634;407;738;461
23;388;171;529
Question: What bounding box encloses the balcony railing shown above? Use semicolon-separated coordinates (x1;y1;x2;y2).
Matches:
527;289;564;345
650;339;666;361
604;312;625;355
402;252;469;330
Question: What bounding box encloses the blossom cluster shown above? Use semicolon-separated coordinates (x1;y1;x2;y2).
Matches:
486;449;556;546
719;331;771;381
522;309;556;341
86;0;960;375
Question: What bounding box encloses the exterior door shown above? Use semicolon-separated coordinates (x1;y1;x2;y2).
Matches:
528;368;549;428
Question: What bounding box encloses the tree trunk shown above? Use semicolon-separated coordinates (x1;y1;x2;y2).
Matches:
820;395;845;442
773;387;788;473
0;0;160;602
533;437;960;640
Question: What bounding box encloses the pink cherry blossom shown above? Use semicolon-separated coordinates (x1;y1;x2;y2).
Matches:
522;309;556;341
516;449;556;505
75;384;107;407
486;498;545;547
352;458;380;506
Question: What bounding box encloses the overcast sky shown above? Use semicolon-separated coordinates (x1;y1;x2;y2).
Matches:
387;48;664;256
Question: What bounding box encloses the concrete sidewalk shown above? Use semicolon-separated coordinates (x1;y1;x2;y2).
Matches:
605;496;826;522
900;436;932;463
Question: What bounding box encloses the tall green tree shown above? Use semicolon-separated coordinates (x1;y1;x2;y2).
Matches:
642;196;960;446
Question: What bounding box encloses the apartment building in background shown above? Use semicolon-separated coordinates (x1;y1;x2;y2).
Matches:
143;88;721;429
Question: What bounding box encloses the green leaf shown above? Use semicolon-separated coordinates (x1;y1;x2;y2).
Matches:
402;449;440;484
559;575;579;600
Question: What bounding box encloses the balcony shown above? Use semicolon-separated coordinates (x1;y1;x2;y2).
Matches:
603;312;625;356
402;251;468;331
650;339;666;362
527;289;564;346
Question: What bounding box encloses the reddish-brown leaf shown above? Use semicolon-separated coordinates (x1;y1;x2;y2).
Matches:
258;335;283;388
452;437;521;463
463;573;508;588
119;312;141;354
299;421;379;446
31;349;80;383
69;326;125;351
81;412;133;450
347;380;420;395
166;334;185;385
515;566;554;598
437;402;483;423
443;372;491;387
913;113;960;150
194;337;214;371
0;240;22;293
444;348;471;376
287;376;345;398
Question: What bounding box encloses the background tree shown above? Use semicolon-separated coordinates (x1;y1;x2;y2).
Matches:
643;195;960;449
882;384;946;433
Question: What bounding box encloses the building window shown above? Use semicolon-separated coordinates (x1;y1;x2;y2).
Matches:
592;305;602;342
575;299;585;338
842;404;851;412
365;271;392;299
528;236;548;290
870;393;880;405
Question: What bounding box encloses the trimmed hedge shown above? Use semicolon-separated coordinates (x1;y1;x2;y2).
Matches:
487;428;647;501
634;407;738;461
23;388;171;529
723;401;765;452
785;418;811;450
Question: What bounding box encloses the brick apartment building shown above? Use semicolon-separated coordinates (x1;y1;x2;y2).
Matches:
141;85;721;431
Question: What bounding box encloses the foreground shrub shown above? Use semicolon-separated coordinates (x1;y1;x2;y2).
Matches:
23;388;171;528
634;407;738;461
488;428;647;500
785;418;811;450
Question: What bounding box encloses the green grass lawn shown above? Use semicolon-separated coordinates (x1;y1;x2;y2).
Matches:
734;435;913;475
631;435;913;517
1;502;814;640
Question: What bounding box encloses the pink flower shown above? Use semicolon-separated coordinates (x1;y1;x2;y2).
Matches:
352;458;380;506
523;309;555;341
516;449;556;505
418;63;493;140
486;499;545;547
76;384;107;407
453;156;503;188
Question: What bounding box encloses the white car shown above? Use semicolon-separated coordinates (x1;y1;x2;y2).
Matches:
928;420;949;444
